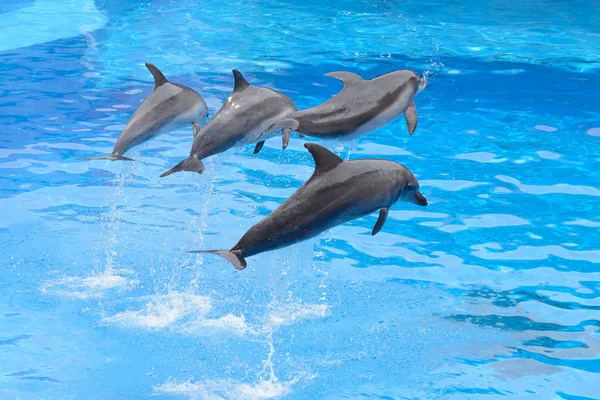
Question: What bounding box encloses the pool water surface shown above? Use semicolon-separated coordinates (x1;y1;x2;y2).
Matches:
1;0;599;399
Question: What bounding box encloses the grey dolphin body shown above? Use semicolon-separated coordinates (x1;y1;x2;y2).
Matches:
160;70;296;177
83;63;208;161
190;143;428;270
258;70;426;152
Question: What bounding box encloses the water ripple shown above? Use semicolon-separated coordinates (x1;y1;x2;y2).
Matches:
496;175;600;197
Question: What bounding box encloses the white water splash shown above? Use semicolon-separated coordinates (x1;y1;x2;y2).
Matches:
267;302;329;330
102;291;329;337
101;293;328;398
41;269;137;299
154;372;316;400
157;307;320;398
185;314;255;336
39;164;141;300
101;292;211;330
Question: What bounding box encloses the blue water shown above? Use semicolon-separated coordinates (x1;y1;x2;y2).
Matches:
1;0;599;398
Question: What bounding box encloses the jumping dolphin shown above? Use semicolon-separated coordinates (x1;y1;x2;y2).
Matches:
160;70;296;177
82;63;208;161
189;143;428;270
255;70;426;153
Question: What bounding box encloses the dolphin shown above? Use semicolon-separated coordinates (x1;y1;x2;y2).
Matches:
82;63;208;161
189;143;428;270
256;70;426;152
160;70;296;177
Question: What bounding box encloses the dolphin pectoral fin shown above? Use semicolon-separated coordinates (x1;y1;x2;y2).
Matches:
160;156;204;177
77;154;135;161
276;118;300;132
277;119;299;149
187;249;247;270
372;207;389;236
254;141;265;154
324;71;364;87
282;128;291;150
250;118;300;144
304;143;344;176
145;63;168;88
404;102;418;135
192;122;201;139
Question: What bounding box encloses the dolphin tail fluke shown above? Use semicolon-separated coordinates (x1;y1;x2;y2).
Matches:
78;154;135;161
160;156;204;177
404;102;418;135
187;249;247;270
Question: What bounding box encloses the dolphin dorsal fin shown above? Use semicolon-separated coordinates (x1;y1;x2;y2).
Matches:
145;63;168;88
324;71;363;87
232;70;250;92
304;143;343;175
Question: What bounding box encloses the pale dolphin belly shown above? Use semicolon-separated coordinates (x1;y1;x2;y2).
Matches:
292;72;419;139
350;91;415;138
242;108;294;144
114;95;207;155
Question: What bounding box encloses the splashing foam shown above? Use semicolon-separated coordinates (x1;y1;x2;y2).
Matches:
154;373;315;400
105;297;326;399
181;302;330;337
101;292;211;330
267;303;329;330
41;270;137;299
189;314;255;336
155;368;316;400
103;293;328;398
103;287;330;337
42;169;140;299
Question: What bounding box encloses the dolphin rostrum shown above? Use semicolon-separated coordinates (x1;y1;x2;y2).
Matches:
160;70;296;177
256;70;426;152
189;143;428;269
82;63;208;161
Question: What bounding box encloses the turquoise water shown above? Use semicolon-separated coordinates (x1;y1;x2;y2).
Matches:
1;0;599;398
